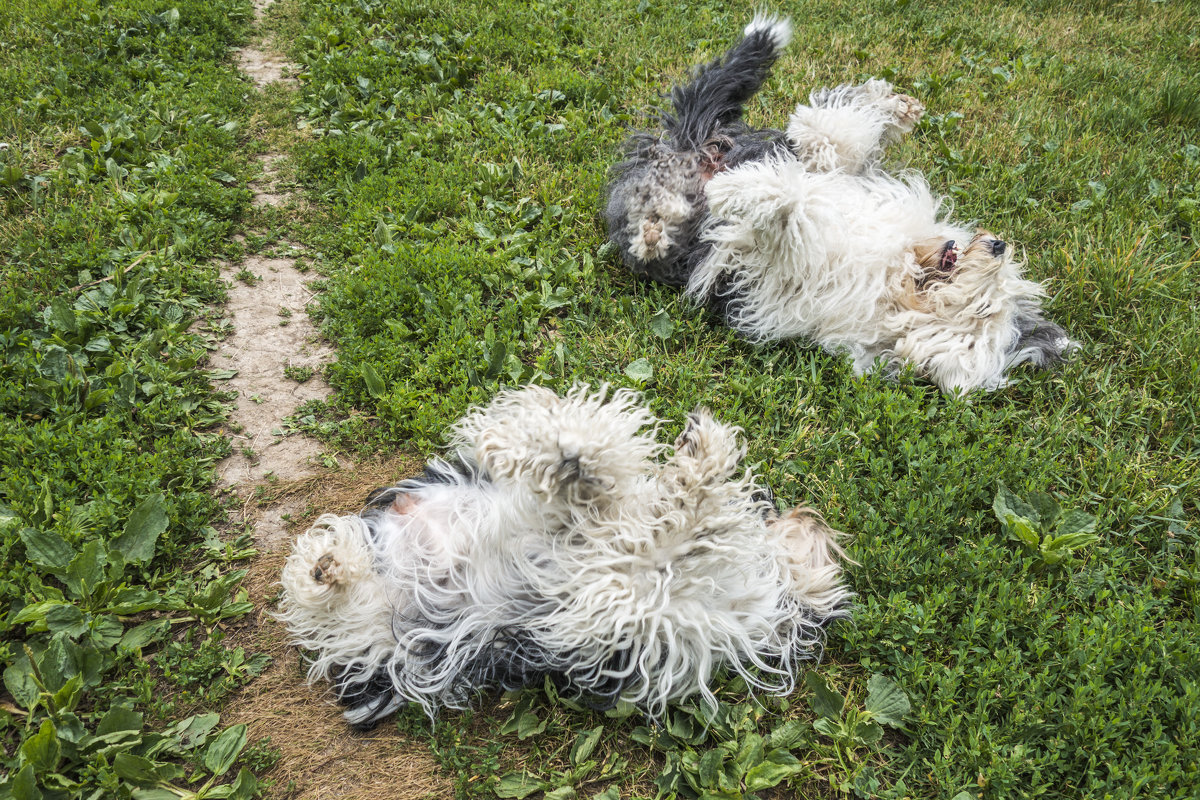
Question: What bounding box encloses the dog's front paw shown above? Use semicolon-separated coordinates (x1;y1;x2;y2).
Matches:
669;409;745;483
311;552;342;586
887;93;925;131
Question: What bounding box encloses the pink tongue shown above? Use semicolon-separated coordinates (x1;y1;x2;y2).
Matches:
941;246;958;271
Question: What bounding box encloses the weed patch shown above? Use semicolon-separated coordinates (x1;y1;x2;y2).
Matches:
0;0;273;796
276;0;1199;797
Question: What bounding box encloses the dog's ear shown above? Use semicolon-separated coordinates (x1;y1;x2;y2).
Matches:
1010;308;1077;369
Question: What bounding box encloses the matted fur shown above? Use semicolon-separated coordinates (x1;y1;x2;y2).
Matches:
278;385;849;728
604;15;1074;393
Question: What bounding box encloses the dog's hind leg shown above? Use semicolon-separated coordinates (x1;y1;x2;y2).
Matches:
451;384;662;508
771;507;850;621
665;408;746;487
787;79;924;173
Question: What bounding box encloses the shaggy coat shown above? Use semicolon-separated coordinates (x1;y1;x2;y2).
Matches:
604;17;1074;393
278;385;848;728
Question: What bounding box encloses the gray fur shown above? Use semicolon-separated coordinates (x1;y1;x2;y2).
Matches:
603;19;792;286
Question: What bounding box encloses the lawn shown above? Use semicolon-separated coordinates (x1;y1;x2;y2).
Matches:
2;0;1198;798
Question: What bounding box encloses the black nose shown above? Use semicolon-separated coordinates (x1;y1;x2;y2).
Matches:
990;239;1007;256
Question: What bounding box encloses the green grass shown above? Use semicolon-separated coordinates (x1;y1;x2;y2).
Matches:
273;0;1199;797
0;1;271;797
2;0;1197;797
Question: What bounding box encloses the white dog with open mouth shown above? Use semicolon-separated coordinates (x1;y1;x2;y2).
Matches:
606;16;1075;393
278;385;849;728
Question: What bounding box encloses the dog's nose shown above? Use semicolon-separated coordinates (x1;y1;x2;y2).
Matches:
990;239;1007;257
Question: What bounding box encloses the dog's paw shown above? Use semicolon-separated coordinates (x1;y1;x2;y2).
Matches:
670;409;745;483
886;93;925;131
631;218;670;261
311;552;343;586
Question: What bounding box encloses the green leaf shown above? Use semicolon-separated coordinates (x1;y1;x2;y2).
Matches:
624;357;653;383
516;709;547;740
1056;508;1098;538
111;494;168;565
19;527;77;571
495;771;547;799
13;600;70;627
45;297;77;333
865;674;910;728
603;699;638;720
543;788;577;800
9;764;41;800
849;718;883;746
4;660;40;709
203;723;249;776
106;587;167;615
569;726;603;766
361;362;387;399
1005;515;1040;549
1042;531;1101;555
97;703;143;735
51;674;83;713
118;619;169;652
113;752;164;785
225;767;260;800
170;713;221;749
765;718;808;750
65;539;107;600
993;482;1037;526
812;717;843;739
697;748;725;788
803;671;845;719
649;309;674;339
733;732;764;773
744;749;806;791
1026;491;1061;528
20;719;62;773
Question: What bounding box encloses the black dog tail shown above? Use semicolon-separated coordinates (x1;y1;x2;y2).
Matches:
664;14;792;151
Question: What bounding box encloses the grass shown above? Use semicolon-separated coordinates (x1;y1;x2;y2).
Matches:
1;0;1197;797
0;0;270;797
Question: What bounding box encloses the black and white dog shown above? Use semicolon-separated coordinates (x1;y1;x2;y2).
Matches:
279;385;848;727
605;16;1075;393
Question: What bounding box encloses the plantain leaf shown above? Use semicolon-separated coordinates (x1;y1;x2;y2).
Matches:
803;671;845;719
111;494;168;565
203;723;248;776
865;673;910;728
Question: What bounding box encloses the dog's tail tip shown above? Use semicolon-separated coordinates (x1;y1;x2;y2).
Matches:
743;13;792;50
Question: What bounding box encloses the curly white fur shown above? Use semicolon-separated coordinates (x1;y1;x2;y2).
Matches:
278;385;849;726
688;82;1075;393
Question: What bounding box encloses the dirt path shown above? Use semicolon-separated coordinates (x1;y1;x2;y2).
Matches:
215;3;449;797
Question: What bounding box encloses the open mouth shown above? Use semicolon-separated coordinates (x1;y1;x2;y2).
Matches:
939;240;959;271
916;239;959;288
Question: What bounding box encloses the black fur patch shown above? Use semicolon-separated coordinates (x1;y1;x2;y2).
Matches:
604;24;792;288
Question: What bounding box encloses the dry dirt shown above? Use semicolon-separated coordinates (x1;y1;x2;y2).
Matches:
214;2;450;796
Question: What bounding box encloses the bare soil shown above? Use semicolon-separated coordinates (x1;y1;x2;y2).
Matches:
214;3;450;796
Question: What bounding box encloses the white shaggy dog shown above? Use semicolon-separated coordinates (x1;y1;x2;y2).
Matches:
279;385;849;728
690;78;1076;393
605;16;1075;394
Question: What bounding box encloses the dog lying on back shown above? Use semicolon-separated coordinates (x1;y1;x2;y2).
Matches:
279;385;849;728
604;16;1074;394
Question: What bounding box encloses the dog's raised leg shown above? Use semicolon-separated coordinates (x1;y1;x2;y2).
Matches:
787;79;925;173
770;507;850;619
665;408;746;488
451;385;662;508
